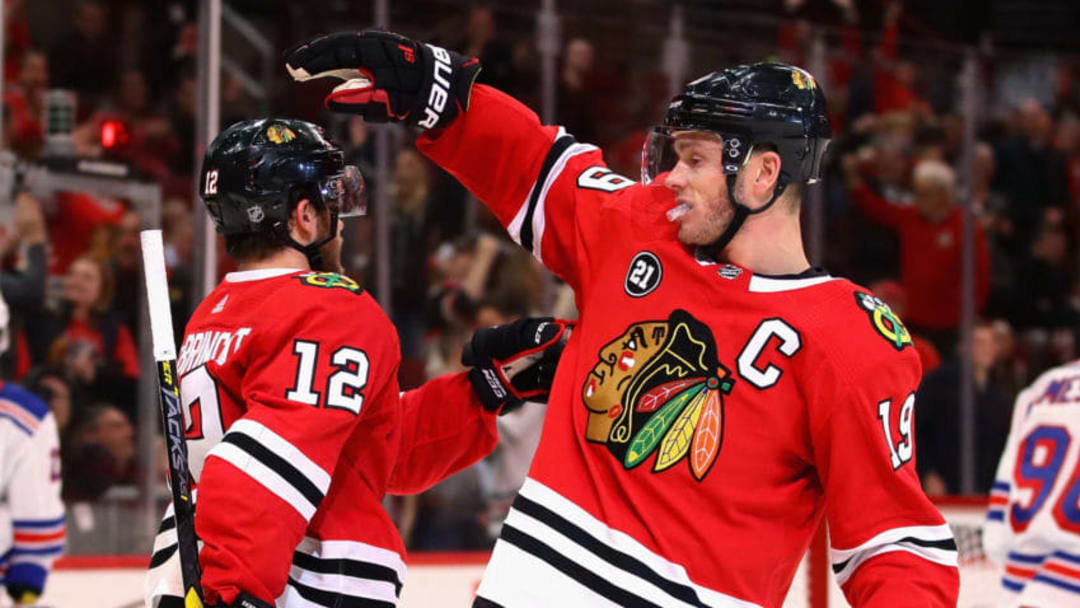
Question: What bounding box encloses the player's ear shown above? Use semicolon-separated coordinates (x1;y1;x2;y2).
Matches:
751;150;782;201
291;198;319;242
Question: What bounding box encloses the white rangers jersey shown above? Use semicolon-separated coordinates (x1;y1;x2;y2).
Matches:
0;381;65;599
985;360;1080;605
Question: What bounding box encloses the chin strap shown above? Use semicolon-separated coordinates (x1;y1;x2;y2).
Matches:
273;211;339;271
699;172;788;262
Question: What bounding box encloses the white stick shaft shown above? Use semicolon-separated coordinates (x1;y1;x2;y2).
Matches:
141;230;178;361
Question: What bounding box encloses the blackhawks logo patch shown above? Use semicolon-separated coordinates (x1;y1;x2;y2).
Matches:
296;272;363;294
790;68;816;90
855;292;912;350
582;309;734;481
266;124;296;144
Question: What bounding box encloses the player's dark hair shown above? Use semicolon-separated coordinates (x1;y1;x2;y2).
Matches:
223;232;283;262
223;185;325;263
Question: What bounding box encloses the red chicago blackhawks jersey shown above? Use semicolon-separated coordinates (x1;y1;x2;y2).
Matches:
418;85;959;607
145;268;497;607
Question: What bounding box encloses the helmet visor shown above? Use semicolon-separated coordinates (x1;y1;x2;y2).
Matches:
318;165;367;217
641;126;753;185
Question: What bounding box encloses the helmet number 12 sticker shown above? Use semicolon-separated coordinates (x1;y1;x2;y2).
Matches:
204;169;219;196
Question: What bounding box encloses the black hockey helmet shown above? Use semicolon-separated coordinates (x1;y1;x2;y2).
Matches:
642;63;831;254
199;118;365;267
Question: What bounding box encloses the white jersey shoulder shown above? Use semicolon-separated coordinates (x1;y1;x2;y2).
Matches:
984;361;1080;605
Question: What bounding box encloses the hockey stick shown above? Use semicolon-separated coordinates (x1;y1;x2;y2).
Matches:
141;229;205;608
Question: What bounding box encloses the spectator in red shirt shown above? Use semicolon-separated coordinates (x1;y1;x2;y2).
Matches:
845;156;990;355
871;1;931;117
46;191;128;275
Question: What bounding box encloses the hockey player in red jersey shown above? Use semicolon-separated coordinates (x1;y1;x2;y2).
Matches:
286;31;960;607
144;118;570;607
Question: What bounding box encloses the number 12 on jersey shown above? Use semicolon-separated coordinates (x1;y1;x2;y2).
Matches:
180;338;369;482
286;339;369;415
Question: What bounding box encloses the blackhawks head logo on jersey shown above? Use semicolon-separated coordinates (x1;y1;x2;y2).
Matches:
295;271;363;294
582;309;733;481
854;292;912;351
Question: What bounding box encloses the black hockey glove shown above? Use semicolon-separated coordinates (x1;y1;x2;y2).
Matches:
285;30;481;129
462;317;573;415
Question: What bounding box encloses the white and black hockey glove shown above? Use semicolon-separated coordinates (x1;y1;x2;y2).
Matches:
463;318;572;415
285;30;481;129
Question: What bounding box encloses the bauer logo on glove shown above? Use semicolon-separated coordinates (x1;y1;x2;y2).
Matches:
284;30;481;130
463;318;573;415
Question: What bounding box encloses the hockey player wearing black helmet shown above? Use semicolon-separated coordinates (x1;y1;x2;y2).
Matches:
143;118;571;608
199;118;366;273
287;31;958;607
641;63;831;263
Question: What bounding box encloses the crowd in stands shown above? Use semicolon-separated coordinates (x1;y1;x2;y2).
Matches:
2;0;1080;552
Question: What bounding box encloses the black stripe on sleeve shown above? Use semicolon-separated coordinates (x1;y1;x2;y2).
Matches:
149;543;178;569
500;524;662;608
222;432;325;509
511;494;709;607
287;576;396;608
157;516;176;534
520;134;577;253
831;536;959;574
292;550;404;596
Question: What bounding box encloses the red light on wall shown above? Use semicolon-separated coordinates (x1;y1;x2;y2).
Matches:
100;120;129;149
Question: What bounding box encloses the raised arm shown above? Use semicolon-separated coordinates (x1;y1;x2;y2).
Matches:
285;30;637;291
842;153;911;227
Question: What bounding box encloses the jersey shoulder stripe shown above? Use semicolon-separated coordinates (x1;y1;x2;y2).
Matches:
518;130;577;254
507;128;598;262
